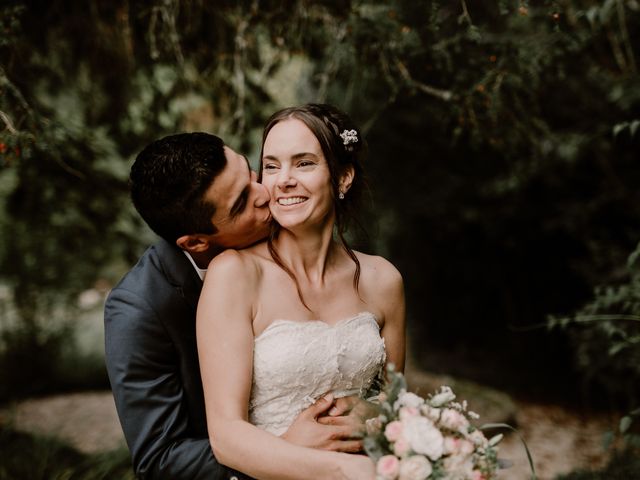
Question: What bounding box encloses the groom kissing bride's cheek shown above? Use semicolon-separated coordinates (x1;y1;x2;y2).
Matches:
105;104;405;480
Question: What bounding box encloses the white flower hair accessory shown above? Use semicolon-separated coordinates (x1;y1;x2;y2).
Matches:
340;129;358;146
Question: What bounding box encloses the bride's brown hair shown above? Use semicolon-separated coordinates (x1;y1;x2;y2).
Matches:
258;103;368;310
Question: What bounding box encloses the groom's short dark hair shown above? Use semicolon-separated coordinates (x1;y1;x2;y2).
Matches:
130;132;227;243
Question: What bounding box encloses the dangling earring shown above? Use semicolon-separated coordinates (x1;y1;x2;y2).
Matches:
339;191;345;200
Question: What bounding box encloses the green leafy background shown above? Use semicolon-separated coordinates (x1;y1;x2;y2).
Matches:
1;0;639;441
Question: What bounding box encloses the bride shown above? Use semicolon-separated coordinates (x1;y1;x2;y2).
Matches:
197;103;405;479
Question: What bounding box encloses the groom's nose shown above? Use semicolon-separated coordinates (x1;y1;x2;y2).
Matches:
251;175;270;208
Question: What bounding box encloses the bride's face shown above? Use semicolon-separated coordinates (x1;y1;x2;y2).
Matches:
261;119;335;230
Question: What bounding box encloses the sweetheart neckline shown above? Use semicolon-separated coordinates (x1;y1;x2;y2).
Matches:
255;311;378;341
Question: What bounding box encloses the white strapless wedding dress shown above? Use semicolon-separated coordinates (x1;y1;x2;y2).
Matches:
249;311;386;435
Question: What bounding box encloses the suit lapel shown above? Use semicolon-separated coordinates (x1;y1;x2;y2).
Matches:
155;240;203;312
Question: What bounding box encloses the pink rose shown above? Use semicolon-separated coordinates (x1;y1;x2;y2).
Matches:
394;436;411;457
443;436;475;456
443;436;460;455
471;471;486;480
385;421;404;442
459;439;475;456
377;455;400;479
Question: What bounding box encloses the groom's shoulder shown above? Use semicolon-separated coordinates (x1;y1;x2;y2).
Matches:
111;240;189;294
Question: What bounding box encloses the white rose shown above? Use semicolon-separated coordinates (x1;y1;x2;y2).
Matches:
399;455;432;480
394;391;425;411
402;416;444;460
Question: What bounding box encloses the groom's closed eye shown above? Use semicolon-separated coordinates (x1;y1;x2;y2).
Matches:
229;156;253;219
229;188;249;218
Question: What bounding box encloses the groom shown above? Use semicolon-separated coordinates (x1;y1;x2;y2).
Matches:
105;133;365;480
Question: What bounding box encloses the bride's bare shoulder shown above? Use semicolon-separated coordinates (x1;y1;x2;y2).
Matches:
207;244;267;282
353;250;403;293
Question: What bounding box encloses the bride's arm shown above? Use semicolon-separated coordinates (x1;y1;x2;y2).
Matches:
197;250;373;480
377;259;406;373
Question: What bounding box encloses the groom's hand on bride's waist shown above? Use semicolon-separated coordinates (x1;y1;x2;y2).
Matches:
279;393;365;453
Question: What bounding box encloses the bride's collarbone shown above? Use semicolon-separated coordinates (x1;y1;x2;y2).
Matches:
257;297;373;325
260;271;353;299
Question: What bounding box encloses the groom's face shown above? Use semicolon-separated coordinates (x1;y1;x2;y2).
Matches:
204;146;271;249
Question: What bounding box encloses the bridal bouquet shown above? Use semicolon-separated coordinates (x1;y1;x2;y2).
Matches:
363;367;501;480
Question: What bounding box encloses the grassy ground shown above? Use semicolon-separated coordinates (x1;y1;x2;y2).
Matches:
0;426;134;480
1;422;638;480
556;450;640;480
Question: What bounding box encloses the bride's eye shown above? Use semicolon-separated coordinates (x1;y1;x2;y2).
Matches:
263;163;278;172
297;160;314;168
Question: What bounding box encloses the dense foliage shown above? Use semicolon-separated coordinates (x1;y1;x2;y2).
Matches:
0;0;639;405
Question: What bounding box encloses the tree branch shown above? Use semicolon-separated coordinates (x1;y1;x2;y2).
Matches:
0;110;18;134
394;58;454;102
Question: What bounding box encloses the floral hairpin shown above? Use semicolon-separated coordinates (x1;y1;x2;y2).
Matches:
340;129;358;146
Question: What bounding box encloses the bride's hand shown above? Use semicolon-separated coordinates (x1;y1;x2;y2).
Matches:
281;394;363;453
319;395;378;423
325;395;359;416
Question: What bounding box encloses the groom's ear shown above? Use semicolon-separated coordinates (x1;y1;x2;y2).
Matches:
176;234;213;253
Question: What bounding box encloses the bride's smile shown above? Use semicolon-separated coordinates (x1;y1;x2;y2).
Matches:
276;196;309;206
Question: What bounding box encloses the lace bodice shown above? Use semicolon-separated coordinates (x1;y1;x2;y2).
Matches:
249;311;386;435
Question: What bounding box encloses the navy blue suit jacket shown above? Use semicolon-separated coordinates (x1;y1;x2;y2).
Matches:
104;240;251;479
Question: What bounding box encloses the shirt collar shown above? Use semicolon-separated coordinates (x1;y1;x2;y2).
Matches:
182;250;207;281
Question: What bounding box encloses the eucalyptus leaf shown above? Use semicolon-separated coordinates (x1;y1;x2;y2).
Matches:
363;436;385;462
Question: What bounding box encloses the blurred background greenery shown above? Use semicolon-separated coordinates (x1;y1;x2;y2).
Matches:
0;0;639;477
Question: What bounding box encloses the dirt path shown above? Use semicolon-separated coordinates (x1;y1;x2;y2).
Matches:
1;390;615;479
0;391;125;454
1;379;618;479
495;401;614;479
